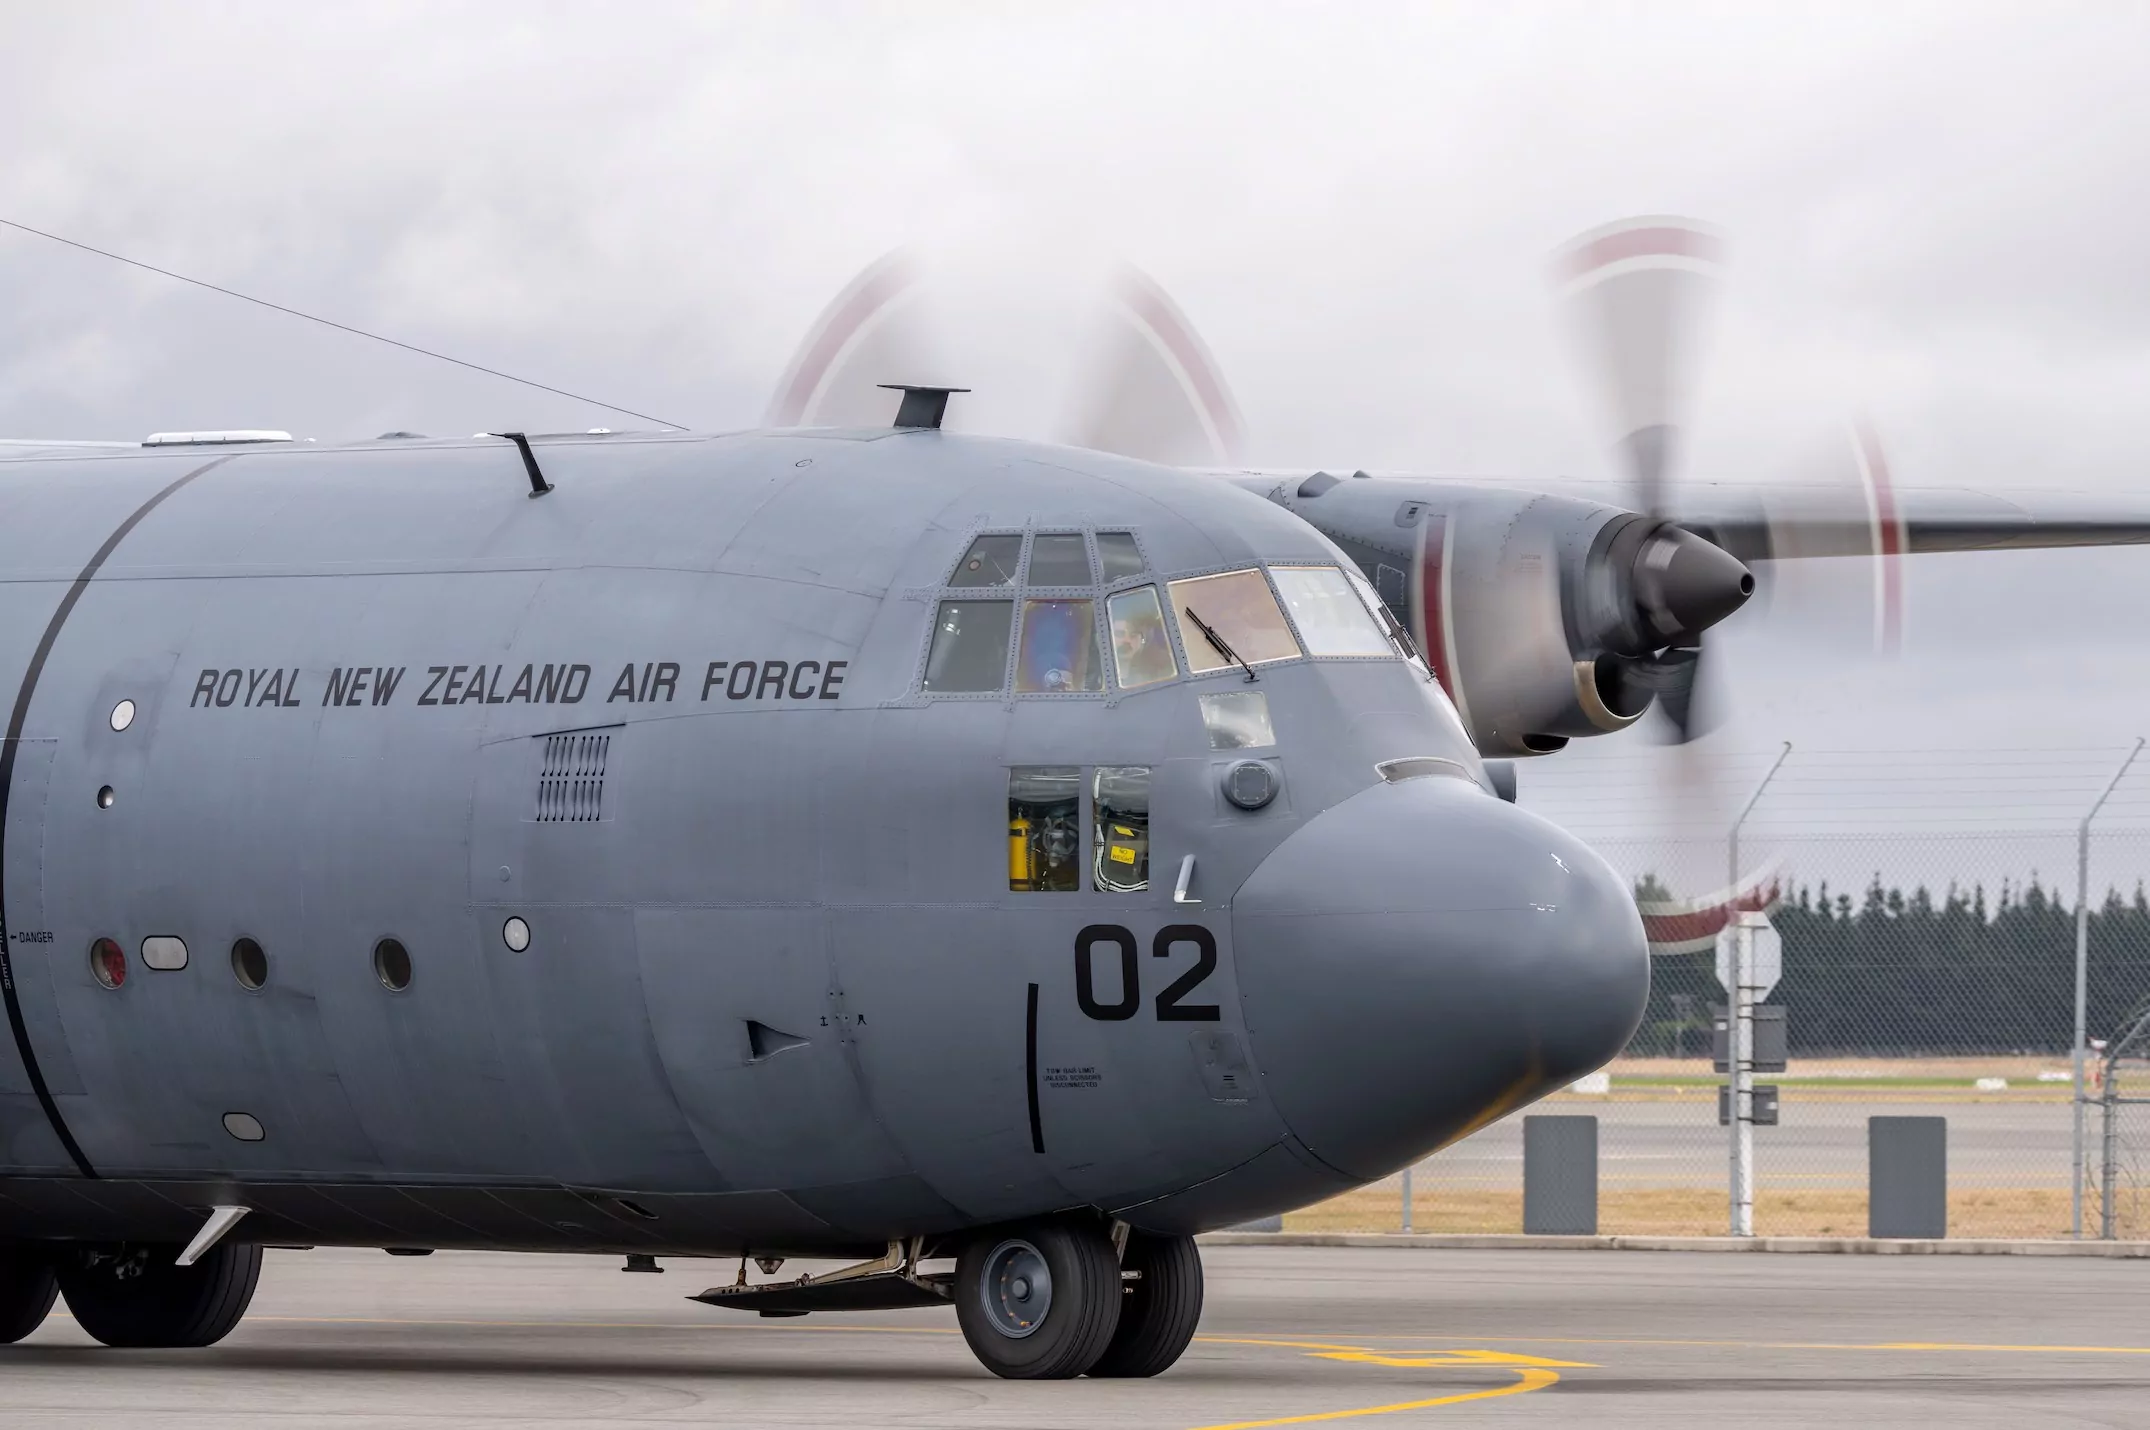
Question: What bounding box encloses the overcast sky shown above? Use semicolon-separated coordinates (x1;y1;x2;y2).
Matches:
6;3;2150;857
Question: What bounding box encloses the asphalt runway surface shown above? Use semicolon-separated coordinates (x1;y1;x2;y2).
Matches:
7;1244;2148;1428
1422;1097;2077;1189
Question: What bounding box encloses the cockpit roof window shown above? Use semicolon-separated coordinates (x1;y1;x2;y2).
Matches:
1270;565;1396;658
1096;532;1145;583
1168;569;1301;674
950;534;1023;587
1026;533;1093;587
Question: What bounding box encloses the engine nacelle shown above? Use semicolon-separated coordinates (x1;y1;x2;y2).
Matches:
1231;472;1752;756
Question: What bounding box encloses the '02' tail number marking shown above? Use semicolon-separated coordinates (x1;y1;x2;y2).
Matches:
1073;924;1220;1023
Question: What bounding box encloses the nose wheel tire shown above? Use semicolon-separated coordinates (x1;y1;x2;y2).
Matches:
0;1245;58;1343
55;1240;262;1348
1087;1232;1203;1378
955;1222;1122;1379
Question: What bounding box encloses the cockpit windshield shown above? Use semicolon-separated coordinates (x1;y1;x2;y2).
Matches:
1269;566;1394;657
921;535;1435;704
1167;570;1301;674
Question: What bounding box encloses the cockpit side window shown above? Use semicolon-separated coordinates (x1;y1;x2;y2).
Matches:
1093;766;1150;891
1106;586;1178;690
924;600;1014;692
1009;766;1081;891
950;534;1023;587
1168;569;1301;673
1270;565;1396;658
1346;568;1424;665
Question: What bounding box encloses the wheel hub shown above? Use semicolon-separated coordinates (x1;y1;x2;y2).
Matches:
979;1238;1052;1338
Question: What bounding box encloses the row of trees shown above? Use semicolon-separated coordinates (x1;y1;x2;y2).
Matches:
1632;877;2150;1057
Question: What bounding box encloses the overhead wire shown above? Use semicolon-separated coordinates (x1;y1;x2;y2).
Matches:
0;215;687;431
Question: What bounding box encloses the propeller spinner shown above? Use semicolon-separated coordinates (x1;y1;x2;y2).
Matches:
1554;216;1745;742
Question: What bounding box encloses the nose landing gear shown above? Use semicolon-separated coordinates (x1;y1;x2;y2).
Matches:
53;1240;262;1347
952;1220;1204;1379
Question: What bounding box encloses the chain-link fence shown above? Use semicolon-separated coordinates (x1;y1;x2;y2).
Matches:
1283;747;2150;1240
2097;994;2150;1239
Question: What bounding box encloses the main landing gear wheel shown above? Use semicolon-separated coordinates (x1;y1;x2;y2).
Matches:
955;1221;1122;1379
1087;1232;1203;1378
55;1240;262;1348
0;1245;58;1343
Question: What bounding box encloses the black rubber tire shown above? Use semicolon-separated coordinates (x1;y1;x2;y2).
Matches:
1087;1232;1203;1377
56;1240;262;1348
0;1244;58;1343
955;1221;1122;1379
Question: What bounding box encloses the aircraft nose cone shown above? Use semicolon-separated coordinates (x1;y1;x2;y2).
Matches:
1232;777;1647;1182
1635;524;1753;643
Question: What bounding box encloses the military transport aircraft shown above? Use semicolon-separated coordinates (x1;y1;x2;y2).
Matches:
0;407;1651;1378
0;215;2143;1382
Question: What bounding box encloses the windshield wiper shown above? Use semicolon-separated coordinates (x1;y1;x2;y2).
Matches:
1184;606;1257;682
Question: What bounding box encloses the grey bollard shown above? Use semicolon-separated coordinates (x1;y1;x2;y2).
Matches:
1869;1115;1947;1238
1523;1114;1598;1235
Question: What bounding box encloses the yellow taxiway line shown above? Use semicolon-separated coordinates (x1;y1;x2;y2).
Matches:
1185;1367;1560;1430
229;1313;2150;1429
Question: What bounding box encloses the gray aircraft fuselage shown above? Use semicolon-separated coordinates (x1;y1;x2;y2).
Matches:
0;427;1645;1258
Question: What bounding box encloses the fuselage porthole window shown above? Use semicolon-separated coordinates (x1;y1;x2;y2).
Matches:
1009;766;1082;892
374;938;413;992
231;937;269;990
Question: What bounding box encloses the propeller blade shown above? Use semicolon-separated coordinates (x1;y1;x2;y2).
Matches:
1852;414;1905;657
1703;416;1907;657
1552;216;1725;517
766;249;943;429
1059;265;1243;466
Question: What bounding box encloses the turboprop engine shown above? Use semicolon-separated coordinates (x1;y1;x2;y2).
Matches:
1236;472;1754;756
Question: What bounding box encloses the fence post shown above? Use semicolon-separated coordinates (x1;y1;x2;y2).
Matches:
2102;1056;2119;1240
2074;738;2142;1239
1401;1163;1413;1233
1728;742;1790;1237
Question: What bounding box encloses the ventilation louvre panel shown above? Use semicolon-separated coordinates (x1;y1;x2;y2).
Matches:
535;733;610;822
